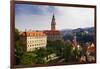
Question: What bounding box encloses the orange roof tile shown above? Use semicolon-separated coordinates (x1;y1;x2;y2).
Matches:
21;31;46;37
87;46;96;53
43;30;61;35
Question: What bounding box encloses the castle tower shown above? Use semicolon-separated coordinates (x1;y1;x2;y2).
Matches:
51;14;56;31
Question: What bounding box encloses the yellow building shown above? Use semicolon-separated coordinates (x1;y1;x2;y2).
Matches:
20;31;47;52
20;14;62;51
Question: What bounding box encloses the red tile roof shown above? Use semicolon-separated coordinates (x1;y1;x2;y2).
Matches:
20;30;61;37
21;31;46;37
87;47;96;53
43;30;61;35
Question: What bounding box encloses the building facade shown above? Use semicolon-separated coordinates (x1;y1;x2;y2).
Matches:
44;30;62;41
20;31;47;52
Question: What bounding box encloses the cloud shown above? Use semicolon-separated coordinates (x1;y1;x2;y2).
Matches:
54;6;94;29
15;4;94;31
15;4;57;15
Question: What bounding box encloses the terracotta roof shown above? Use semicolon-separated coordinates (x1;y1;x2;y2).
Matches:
43;30;61;35
87;46;96;53
21;31;46;37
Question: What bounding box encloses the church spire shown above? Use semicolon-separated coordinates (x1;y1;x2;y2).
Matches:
51;14;56;31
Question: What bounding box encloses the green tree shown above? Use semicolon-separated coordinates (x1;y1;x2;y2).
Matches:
47;40;64;56
63;34;73;41
15;28;25;65
15;41;25;65
20;53;37;65
63;44;73;62
15;28;20;41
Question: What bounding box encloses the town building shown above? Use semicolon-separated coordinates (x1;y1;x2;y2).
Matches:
86;43;96;62
20;31;47;52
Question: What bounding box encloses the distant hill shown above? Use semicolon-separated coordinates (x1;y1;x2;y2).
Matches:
60;27;94;36
61;27;94;42
60;29;73;36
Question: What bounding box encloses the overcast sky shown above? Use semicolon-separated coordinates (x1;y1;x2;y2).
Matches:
15;4;94;31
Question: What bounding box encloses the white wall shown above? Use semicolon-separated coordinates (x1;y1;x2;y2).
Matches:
0;0;99;69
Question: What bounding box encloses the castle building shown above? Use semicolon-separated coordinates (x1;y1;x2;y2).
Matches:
20;31;47;52
44;14;62;41
43;30;62;41
20;14;62;52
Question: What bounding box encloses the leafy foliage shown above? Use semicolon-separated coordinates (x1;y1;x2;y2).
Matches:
20;53;37;65
63;34;73;41
15;28;94;65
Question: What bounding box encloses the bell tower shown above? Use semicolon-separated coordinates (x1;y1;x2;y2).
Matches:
51;14;56;31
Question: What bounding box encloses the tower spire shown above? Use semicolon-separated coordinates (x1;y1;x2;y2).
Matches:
51;14;56;31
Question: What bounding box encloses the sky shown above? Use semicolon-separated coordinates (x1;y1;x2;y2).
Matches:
15;4;94;31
